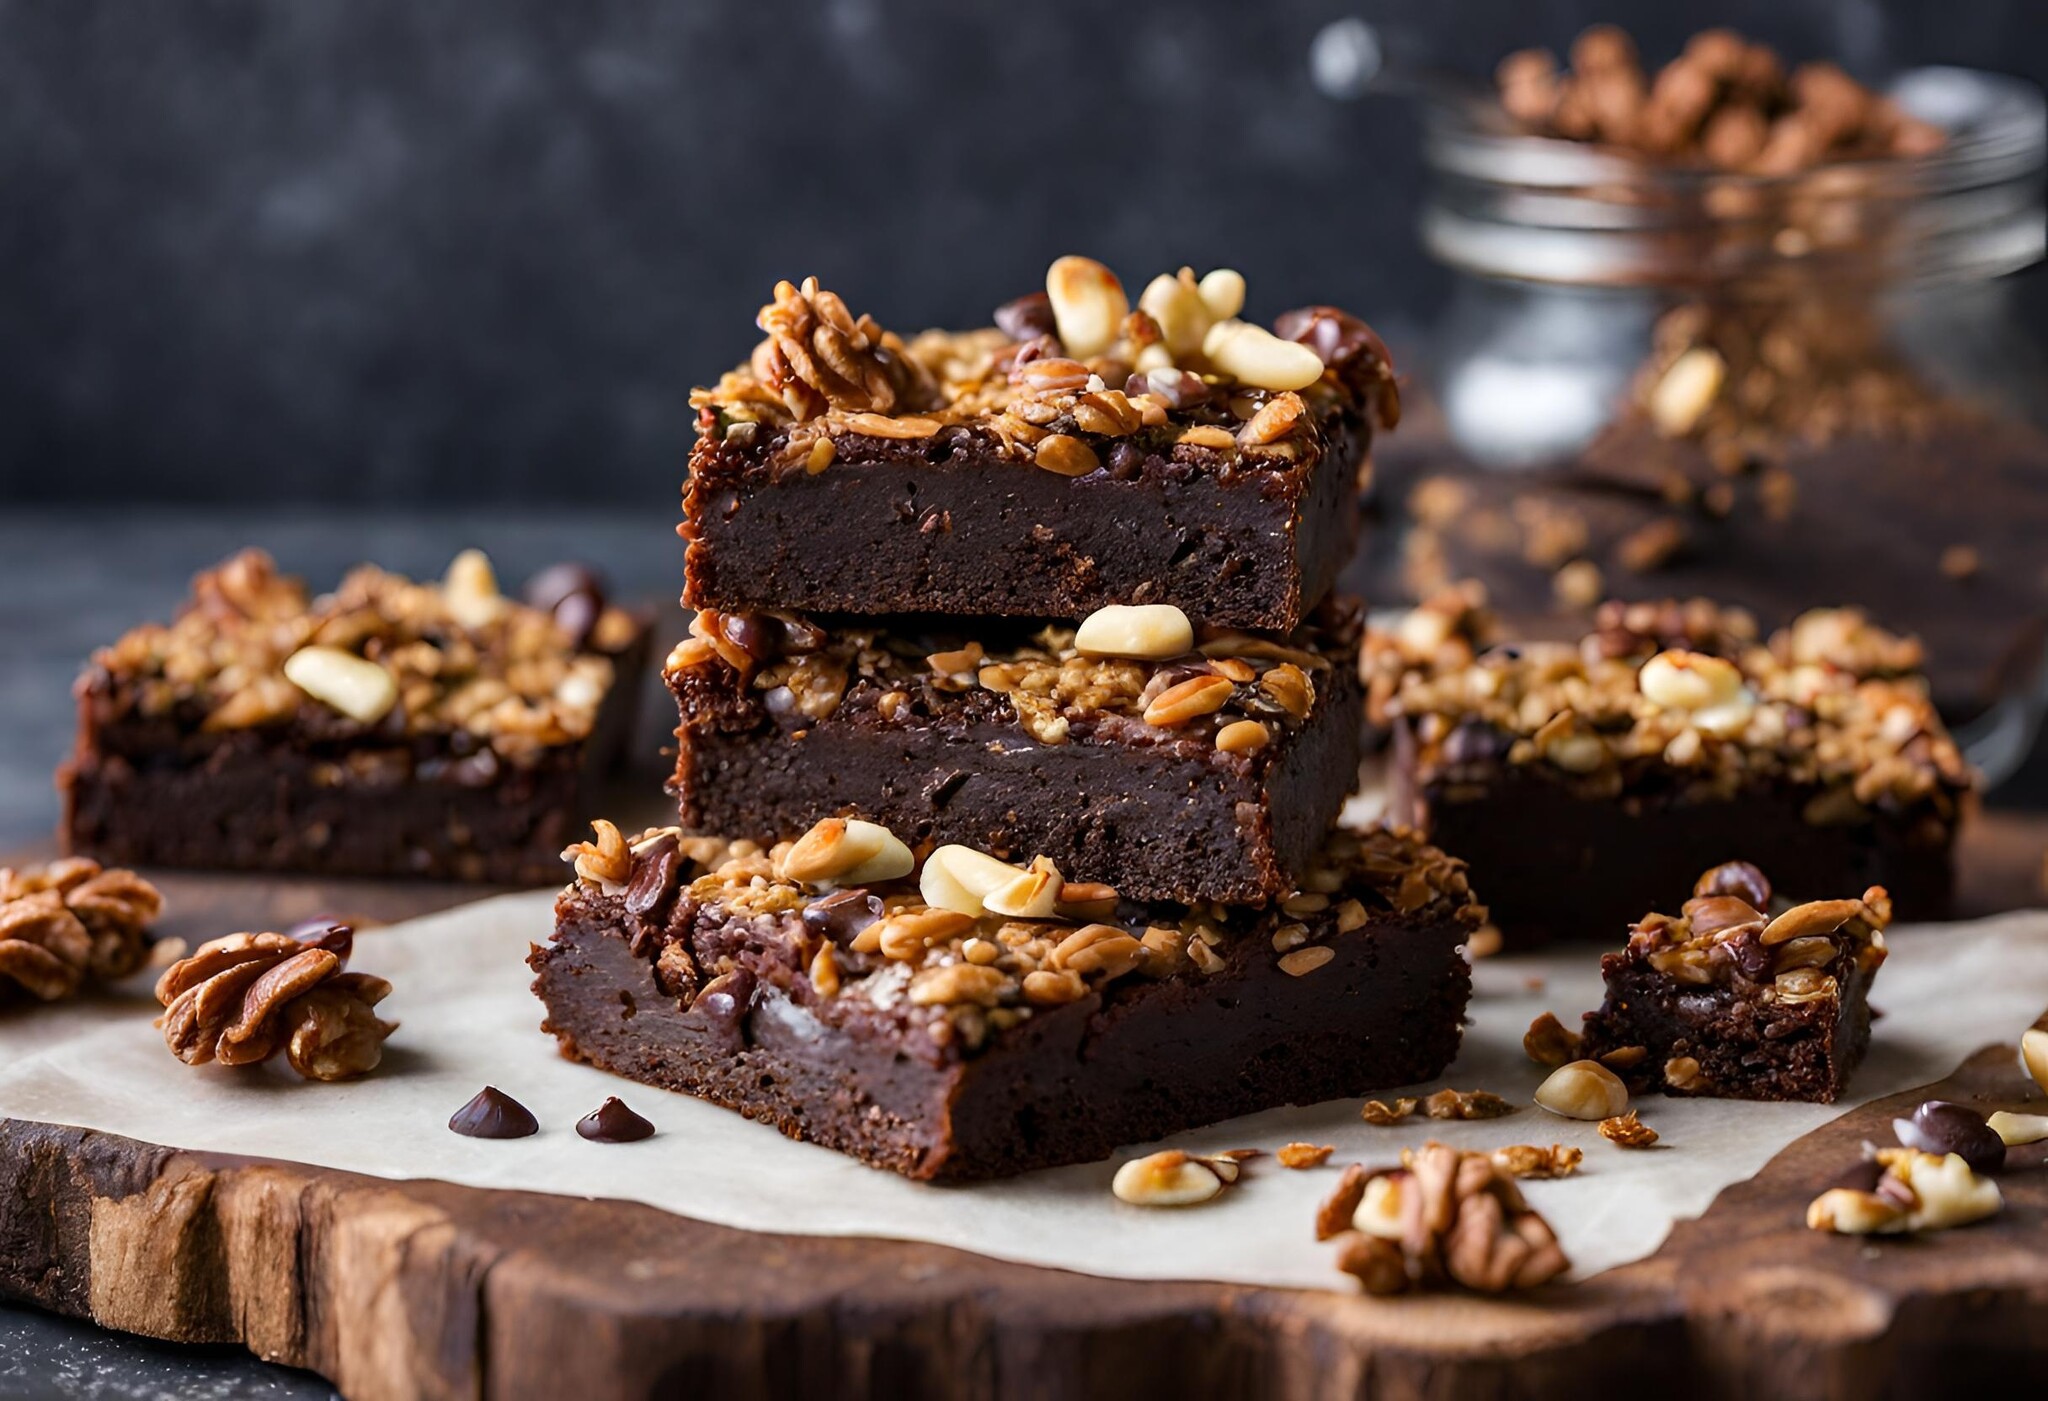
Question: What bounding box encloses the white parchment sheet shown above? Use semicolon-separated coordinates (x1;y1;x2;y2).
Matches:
1;893;2043;1291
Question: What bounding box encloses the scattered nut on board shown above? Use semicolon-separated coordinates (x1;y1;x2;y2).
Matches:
1318;1142;1570;1294
1278;1143;1335;1169
1424;1088;1516;1120
1111;1150;1247;1207
1361;1097;1418;1125
1535;1060;1630;1121
1807;1148;2000;1235
154;925;395;1081
1599;1112;1659;1149
1490;1144;1584;1179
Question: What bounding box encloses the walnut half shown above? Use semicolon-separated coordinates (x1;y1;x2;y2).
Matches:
155;930;395;1081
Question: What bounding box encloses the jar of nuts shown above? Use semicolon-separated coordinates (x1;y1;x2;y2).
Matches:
1355;26;2048;782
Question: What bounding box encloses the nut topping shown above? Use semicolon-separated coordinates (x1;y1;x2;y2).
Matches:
1534;1060;1630;1121
1522;1011;1583;1068
1111;1149;1229;1207
155;929;395;1081
776;817;913;887
0;858;163;1000
1490;1144;1584;1179
1045;256;1129;360
1073;604;1194;661
283;646;399;724
1143;674;1235;728
919;844;1035;918
1202;319;1325;392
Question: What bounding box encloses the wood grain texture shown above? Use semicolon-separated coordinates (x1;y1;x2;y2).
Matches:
0;812;2043;1401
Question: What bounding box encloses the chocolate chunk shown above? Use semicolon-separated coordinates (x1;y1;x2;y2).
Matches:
624;833;682;919
576;1096;655;1143
719;612;773;663
522;562;609;650
1274;305;1388;373
689;968;757;1046
449;1086;539;1139
282;917;354;962
1895;1100;2005;1173
1694;860;1772;909
993;291;1057;342
802;888;885;945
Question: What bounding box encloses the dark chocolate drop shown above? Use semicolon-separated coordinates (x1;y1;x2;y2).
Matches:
449;1086;539;1139
1895;1100;2005;1173
282;916;354;962
802;889;883;945
624;833;683;919
577;1096;655;1143
1693;861;1772;909
522;562;609;650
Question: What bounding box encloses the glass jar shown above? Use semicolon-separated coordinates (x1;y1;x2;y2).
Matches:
1354;67;2048;784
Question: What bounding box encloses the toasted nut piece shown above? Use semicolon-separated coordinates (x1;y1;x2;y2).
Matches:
983;857;1064;919
1761;898;1866;946
1664;1056;1705;1092
1637;648;1744;711
1352;1172;1406;1239
1882;1147;2003;1231
1987;1110;2048;1146
1074;604;1194;660
1052;924;1146;979
840;827;914;885
1490;1144;1583;1179
1278;945;1335;977
1197;268;1246;321
1649;346;1725;436
1315;1163;1370;1239
1278;1142;1335;1169
1111;1149;1225;1207
283;647;398;724
1534;1060;1630;1121
1807;1186;1910;1235
565;819;632;886
1210;718;1271;755
1424;1088;1515;1120
1054;881;1119;921
1046;255;1128;359
1137;271;1213;358
441;548;504;629
2020;1028;2048;1092
776;817;898;885
1599;1111;1658;1148
1523;1012;1582;1067
1334;1232;1410;1296
1202;319;1324;392
1034;433;1100;477
1021;968;1087;1004
907;962;1008;1007
1143;674;1235;728
1361;1097;1418;1126
920;844;1027;917
874;908;976;961
808;943;840;997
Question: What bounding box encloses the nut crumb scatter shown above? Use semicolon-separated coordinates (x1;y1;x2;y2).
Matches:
1599;1112;1660;1149
1491;1144;1584;1179
1361;1097;1419;1126
1424;1088;1516;1120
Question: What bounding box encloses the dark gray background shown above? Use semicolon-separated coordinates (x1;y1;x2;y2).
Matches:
3;0;2044;508
0;4;2044;1396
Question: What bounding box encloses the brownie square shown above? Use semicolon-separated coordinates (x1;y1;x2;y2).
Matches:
1577;862;1891;1103
531;821;1480;1181
667;600;1364;904
1370;593;1972;944
60;549;649;884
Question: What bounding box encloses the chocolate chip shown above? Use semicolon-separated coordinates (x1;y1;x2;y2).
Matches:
1694;860;1772;909
282;917;354;962
993;291;1057;343
624;833;682;920
522;562;609;650
1273;305;1387;372
1726;930;1775;983
690;967;757;1043
1131;368;1210;410
1441;721;1511;767
780;616;826;653
576;1096;655;1143
719;612;774;663
449;1086;539;1139
1829;1157;1885;1193
802;889;883;945
1895;1100;2005;1173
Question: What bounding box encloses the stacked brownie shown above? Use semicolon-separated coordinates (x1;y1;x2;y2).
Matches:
532;257;1485;1179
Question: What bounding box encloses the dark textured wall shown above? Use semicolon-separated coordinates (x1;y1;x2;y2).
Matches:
1;0;2041;504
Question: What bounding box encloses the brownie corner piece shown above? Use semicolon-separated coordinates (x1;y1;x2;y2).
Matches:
682;264;1399;631
530;821;1478;1180
1578;861;1892;1103
61;548;649;883
665;600;1364;903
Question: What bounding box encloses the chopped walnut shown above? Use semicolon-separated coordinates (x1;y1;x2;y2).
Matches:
0;859;163;1000
1424;1088;1516;1121
1320;1141;1570;1294
1278;1142;1336;1170
155;929;395;1081
1522;1012;1583;1068
1490;1144;1584;1179
1361;1096;1419;1126
1599;1111;1659;1149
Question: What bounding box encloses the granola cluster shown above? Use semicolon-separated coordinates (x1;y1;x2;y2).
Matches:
155;926;395;1081
85;549;618;762
669;604;1353;754
691;257;1396;482
565;818;1478;1054
0;858;163;1001
1364;591;1971;815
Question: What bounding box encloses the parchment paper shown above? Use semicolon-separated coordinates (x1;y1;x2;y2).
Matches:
1;894;2043;1291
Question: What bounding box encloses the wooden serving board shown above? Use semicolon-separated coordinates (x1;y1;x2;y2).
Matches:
2;811;2045;1401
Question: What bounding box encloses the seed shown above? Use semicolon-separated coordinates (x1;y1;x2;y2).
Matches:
282;647;398;725
1278;945;1335;977
1333;899;1367;933
1143;675;1235;728
1136;270;1211;357
983;857;1064;919
1533;1059;1629;1121
1034;434;1100;477
1352;1173;1405;1238
1073;604;1194;661
1215;719;1270;753
1111;1150;1224;1207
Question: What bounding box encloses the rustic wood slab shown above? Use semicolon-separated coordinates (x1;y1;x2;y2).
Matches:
1;811;2044;1401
